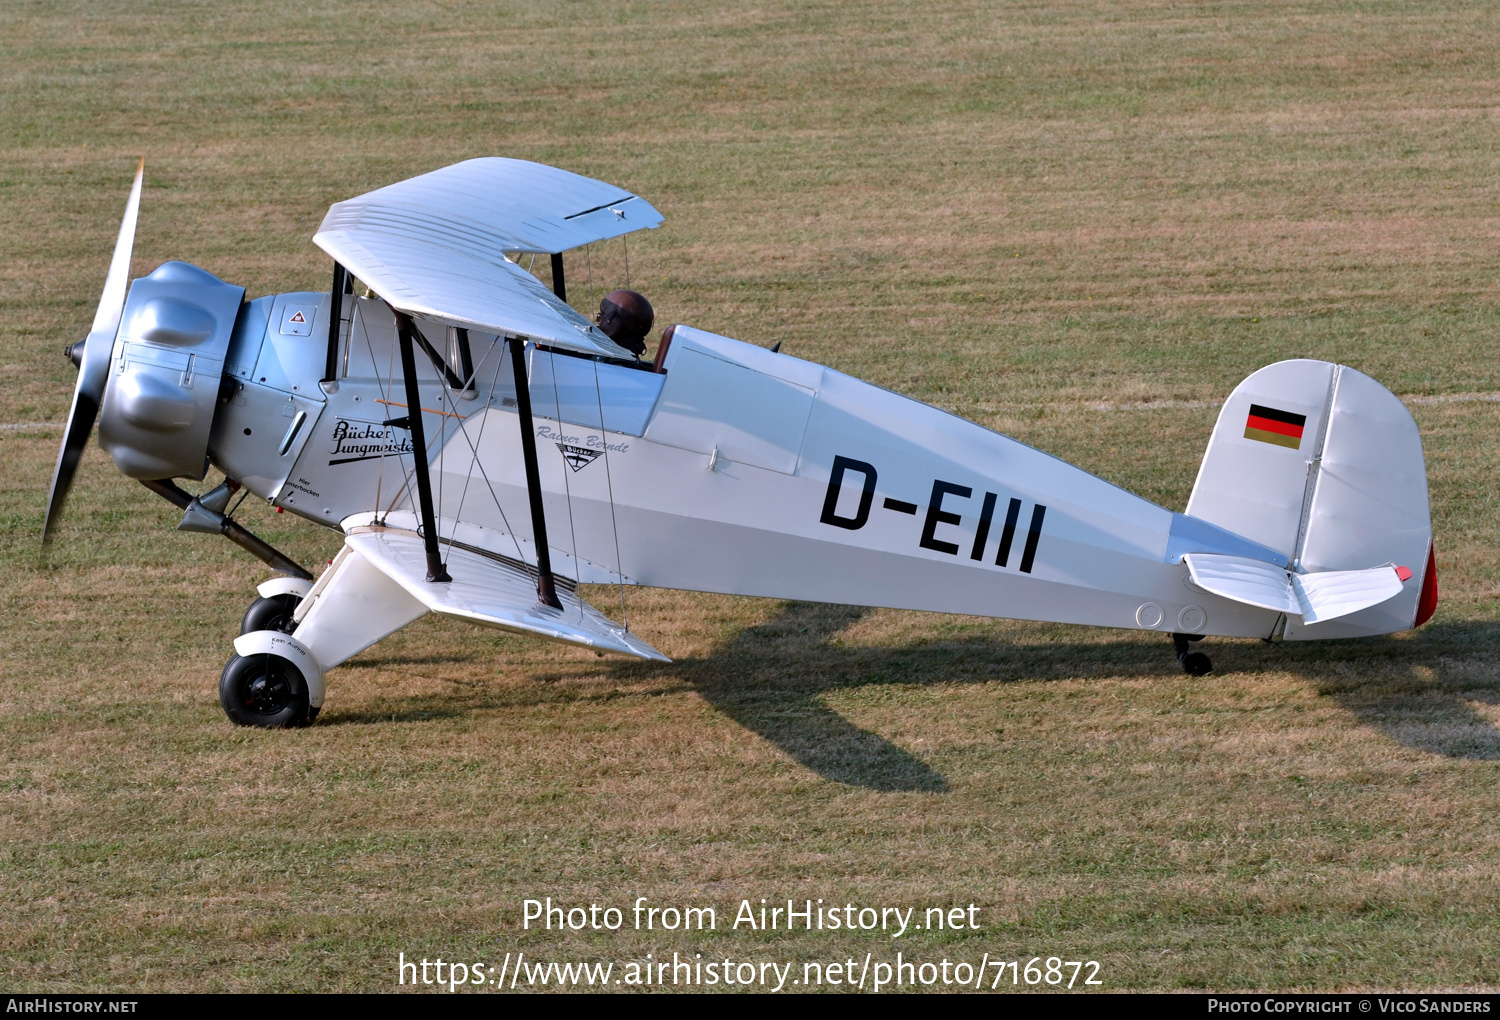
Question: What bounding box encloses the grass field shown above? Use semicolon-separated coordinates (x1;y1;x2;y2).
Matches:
4;0;1500;992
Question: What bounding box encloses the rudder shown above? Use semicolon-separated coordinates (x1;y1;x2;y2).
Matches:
1186;360;1433;638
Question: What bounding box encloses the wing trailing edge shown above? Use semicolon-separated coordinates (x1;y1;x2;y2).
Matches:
345;527;668;661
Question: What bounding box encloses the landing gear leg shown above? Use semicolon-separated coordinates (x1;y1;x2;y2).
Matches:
1172;633;1212;676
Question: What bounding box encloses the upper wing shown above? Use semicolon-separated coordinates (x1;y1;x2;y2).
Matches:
313;158;663;359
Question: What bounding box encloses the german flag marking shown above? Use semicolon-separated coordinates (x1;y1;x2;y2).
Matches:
1244;403;1306;449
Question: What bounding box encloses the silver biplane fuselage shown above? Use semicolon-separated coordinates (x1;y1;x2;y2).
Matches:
47;159;1437;727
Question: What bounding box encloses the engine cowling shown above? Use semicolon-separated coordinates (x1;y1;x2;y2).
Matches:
97;262;245;480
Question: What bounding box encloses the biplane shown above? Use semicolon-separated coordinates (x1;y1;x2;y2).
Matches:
45;160;1438;727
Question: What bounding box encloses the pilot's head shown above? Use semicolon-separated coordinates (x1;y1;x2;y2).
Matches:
597;289;654;357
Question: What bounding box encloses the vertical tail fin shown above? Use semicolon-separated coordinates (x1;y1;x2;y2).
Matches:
1186;360;1433;637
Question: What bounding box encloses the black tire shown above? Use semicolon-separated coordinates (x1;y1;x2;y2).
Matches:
240;594;301;636
220;652;310;728
1181;651;1213;677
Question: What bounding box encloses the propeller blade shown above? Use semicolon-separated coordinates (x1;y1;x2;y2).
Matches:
41;364;104;544
43;160;144;545
93;158;144;337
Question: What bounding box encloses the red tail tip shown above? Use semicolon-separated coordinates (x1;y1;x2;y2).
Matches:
1414;545;1438;627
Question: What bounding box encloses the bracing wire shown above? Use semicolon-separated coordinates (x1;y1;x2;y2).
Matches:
445;334;503;535
224;486;249;521
453;427;528;567
342;283;357;378
623;234;630;290
462;339;531;567
383;389;457;525
429;321;482;553
592;358;628;630
347;308;533;577
585;244;596;316
364;300;399;525
375;315;438;525
444;334;526;568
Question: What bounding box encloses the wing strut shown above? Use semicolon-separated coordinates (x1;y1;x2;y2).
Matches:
507;336;563;609
550;253;566;302
324;262;346;385
393;310;452;584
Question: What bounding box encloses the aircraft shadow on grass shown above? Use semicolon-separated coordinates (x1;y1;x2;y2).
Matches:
341;608;1500;783
1277;621;1500;762
627;601;948;794
599;607;1500;785
341;600;953;792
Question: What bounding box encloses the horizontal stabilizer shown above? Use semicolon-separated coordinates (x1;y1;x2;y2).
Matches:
1183;553;1294;614
345;527;668;661
1183;553;1404;625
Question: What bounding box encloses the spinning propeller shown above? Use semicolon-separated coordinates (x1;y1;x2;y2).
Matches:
43;159;144;544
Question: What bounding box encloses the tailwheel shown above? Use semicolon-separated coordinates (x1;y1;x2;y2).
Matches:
240;593;301;635
220;651;314;728
1172;632;1212;676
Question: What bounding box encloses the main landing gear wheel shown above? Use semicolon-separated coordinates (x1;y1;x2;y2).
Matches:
240;593;301;635
220;652;314;728
1172;632;1212;676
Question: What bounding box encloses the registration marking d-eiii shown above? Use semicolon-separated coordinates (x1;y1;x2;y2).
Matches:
819;455;1045;573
